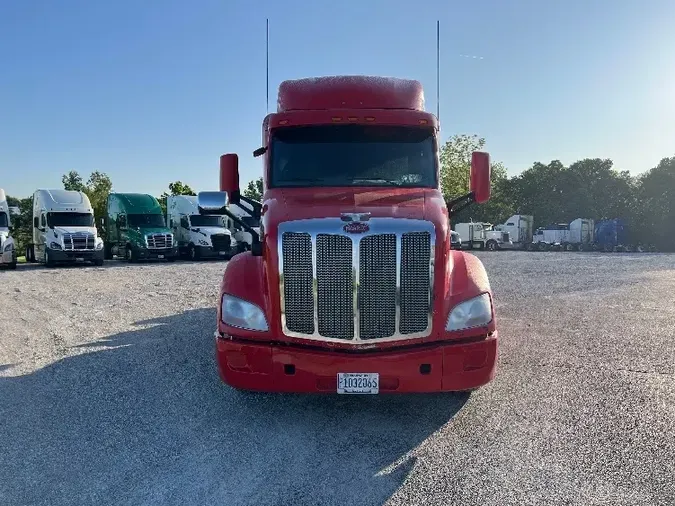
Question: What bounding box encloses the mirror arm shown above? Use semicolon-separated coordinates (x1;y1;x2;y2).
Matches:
447;191;476;215
236;196;262;220
219;208;263;257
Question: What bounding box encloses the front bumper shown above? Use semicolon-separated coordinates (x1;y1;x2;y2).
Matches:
196;245;236;259
136;246;178;260
215;333;498;393
0;248;17;265
48;248;104;263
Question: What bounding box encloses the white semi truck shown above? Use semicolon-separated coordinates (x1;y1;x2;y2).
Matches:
166;195;239;260
27;189;104;267
0;189;17;269
454;221;512;251
494;214;534;249
228;203;261;252
531;218;595;251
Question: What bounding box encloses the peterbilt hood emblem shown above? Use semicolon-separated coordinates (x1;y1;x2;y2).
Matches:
341;212;371;222
343;222;370;234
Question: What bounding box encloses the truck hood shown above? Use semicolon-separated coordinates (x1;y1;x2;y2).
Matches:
54;226;98;236
266;187;445;222
190;226;231;237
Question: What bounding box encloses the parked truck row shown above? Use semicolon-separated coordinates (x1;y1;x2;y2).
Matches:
451;214;649;253
11;188;260;269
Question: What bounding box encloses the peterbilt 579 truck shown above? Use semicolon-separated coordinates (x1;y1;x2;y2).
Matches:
208;75;498;394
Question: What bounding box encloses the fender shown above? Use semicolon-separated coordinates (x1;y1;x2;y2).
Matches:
435;250;497;341
217;252;273;339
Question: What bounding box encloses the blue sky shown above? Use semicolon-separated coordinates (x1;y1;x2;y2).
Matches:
1;0;673;198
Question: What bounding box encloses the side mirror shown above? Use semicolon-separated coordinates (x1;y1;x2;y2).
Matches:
220;154;240;194
470;151;491;204
33;217;39;229
198;191;229;215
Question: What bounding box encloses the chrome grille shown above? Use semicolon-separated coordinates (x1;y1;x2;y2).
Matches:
400;232;431;334
281;233;314;334
210;234;231;252
63;233;95;251
146;233;172;249
316;234;353;339
359;234;397;340
279;218;435;344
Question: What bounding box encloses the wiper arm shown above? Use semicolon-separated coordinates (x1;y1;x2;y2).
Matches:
351;178;403;187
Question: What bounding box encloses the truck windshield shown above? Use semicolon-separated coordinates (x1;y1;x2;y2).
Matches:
270;125;437;188
128;214;166;228
189;215;224;227
47;212;94;228
0;212;8;228
240;216;260;228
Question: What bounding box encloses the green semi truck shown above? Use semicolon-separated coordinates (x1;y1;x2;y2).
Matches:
104;193;178;262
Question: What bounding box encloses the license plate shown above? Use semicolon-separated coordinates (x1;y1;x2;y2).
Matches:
157;254;164;259
75;258;84;262
337;373;379;394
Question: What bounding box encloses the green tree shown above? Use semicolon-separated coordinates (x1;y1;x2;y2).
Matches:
440;134;513;225
7;195;33;256
62;171;86;192
243;177;263;201
634;156;675;249
158;181;196;214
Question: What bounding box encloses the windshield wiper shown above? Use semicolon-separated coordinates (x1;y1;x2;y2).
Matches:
351;177;403;187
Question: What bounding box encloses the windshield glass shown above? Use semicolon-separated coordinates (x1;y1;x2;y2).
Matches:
0;212;8;228
270;125;437;188
128;213;166;228
240;216;260;228
47;212;94;228
190;215;225;227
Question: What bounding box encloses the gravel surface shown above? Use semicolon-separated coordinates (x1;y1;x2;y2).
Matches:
0;253;673;506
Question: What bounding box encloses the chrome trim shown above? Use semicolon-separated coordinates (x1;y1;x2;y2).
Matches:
278;217;436;344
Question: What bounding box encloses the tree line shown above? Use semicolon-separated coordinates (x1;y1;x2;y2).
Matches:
7;135;675;253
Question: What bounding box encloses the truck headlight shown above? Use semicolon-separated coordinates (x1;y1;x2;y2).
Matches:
95;241;104;250
3;243;13;252
445;293;493;331
198;239;209;246
49;242;62;250
221;294;268;331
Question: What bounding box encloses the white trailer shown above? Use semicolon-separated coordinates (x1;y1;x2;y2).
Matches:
28;189;104;267
166;195;239;260
454;222;512;251
495;214;533;249
0;189;17;269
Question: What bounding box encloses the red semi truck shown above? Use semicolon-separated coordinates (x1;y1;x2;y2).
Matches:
206;75;498;394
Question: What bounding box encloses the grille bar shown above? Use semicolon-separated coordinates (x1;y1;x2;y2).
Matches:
279;219;434;343
63;233;95;251
146;234;173;249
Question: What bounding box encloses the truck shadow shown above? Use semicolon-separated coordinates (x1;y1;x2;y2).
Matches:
0;308;468;506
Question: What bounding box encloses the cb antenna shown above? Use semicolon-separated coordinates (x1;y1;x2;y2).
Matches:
436;20;440;122
266;18;270;113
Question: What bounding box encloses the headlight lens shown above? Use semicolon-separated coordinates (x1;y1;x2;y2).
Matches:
49;242;62;250
198;239;209;246
221;294;268;331
445;293;493;331
3;243;13;252
95;241;104;250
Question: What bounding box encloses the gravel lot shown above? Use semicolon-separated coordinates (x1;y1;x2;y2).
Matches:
1;252;674;506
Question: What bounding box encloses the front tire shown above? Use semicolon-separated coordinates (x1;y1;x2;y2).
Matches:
188;244;199;261
7;261;17;270
104;243;113;260
45;250;55;268
125;246;135;263
486;240;498;251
